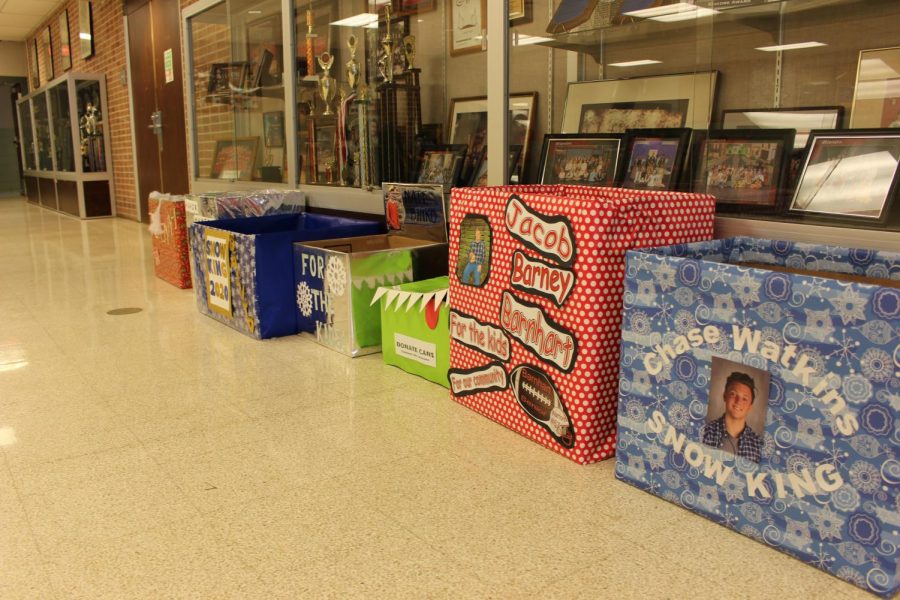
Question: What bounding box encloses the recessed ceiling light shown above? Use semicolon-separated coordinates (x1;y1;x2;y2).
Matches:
608;59;662;67
756;41;826;52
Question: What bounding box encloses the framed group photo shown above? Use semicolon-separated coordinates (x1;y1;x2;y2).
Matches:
469;145;522;187
537;134;623;186
562;71;718;133
207;62;250;97
620;128;691;190
416;144;467;187
788;129;900;225
210;137;259;180
693;129;795;214
722;106;844;149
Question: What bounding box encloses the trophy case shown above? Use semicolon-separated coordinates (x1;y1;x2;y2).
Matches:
16;72;114;218
183;0;483;214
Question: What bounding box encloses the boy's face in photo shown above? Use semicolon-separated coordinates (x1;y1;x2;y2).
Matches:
724;381;753;421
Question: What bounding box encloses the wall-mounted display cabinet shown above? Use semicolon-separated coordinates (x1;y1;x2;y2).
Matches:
182;0;900;245
16;72;115;219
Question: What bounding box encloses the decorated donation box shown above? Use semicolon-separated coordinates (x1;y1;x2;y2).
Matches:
615;237;900;597
372;277;450;388
189;213;382;339
448;184;715;464
294;183;449;357
148;193;191;289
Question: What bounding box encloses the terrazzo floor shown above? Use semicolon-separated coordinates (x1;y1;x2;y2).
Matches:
0;197;875;598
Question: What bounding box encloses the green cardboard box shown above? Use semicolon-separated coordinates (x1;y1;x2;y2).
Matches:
374;277;449;387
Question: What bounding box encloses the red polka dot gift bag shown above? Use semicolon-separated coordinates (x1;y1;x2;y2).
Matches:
448;184;715;464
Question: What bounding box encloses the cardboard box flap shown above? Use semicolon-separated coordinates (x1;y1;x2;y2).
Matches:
383;183;448;243
302;234;442;254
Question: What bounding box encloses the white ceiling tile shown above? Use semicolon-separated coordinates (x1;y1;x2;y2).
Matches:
1;0;59;17
0;26;29;41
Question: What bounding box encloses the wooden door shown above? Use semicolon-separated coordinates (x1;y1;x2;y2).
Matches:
126;0;189;223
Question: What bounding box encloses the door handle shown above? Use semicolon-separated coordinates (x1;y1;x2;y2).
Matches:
149;110;164;151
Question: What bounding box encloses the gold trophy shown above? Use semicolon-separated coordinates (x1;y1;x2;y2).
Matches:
346;35;360;91
402;35;416;72
378;6;395;84
318;51;336;116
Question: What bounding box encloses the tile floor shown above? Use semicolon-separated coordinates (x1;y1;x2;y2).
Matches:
0;198;874;598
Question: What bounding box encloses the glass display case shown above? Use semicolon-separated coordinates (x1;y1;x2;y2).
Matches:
183;0;489;212
514;0;900;242
16;72;115;218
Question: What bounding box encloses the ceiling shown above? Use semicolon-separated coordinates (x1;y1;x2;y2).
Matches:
0;0;65;42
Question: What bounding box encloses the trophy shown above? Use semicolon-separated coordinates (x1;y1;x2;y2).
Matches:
346;35;360;91
378;6;395;84
402;35;416;72
318;51;336;116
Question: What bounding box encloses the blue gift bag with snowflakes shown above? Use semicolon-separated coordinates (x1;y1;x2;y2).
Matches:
615;236;899;597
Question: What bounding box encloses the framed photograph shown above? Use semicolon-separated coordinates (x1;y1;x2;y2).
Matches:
620;128;691;190
693;129;795;214
562;71;718;133
537;134;623;186
469;145;522;187
78;0;94;60
416;144;467;186
59;10;72;71
207;62;249;97
509;0;532;25
722;106;844;149
30;39;39;88
263;111;285;148
42;27;53;81
788;130;900;224
448;92;537;185
247;14;282;87
850;47;900;129
449;0;485;56
209;137;259;180
393;0;436;17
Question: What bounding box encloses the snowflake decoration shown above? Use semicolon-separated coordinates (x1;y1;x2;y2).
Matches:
654;300;675;325
755;301;785;324
786;451;814;476
629;310;652;335
800;277;832;301
625;399;646;422
848;513;881;546
673;309;696;334
804;308;835;342
295;282;313;317
721;475;745;502
842;374;873;405
739;502;765;524
796;417;825;449
834;542;869;567
653;261;677;291
696;484;720;513
783;517;813;550
325;256;347;296
835;566;866;588
636;279;656;300
848;460;882;495
642;443;667;471
705;263;732;286
810;506;845;541
832;485;862;513
668;402;690;429
809;544;835;571
673;286;695;306
730;272;762;306
712;292;737;321
823;440;849;470
740;525;762;542
826;329;860;368
829;287;868;325
860;348;893;383
627;454;646;479
661;470;683;489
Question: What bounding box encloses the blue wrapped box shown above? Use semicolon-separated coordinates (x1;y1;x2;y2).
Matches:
615;236;900;597
189;213;382;339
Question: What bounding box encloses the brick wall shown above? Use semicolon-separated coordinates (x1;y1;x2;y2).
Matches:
26;0;137;220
